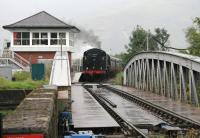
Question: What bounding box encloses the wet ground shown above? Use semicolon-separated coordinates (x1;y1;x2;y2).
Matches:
71;85;119;129
111;85;200;123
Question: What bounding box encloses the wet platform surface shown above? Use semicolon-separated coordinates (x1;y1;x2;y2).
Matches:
99;88;164;127
111;85;200;123
71;85;119;129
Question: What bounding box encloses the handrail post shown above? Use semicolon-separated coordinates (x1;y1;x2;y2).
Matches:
20;56;22;65
12;51;14;58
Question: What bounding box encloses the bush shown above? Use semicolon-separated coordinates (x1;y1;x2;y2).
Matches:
114;72;123;85
13;71;31;81
44;61;53;81
0;77;10;89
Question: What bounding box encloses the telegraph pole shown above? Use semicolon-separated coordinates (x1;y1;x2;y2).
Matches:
146;30;150;51
60;37;63;69
60;37;63;58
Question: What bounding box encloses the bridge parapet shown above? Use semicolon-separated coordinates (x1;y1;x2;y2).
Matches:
3;89;58;138
124;51;200;106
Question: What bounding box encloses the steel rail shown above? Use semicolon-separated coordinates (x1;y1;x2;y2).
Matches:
83;85;147;138
103;85;200;129
97;94;117;108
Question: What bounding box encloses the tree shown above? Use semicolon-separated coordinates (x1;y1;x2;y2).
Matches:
113;52;128;67
186;17;200;56
123;26;158;63
153;28;170;50
116;26;170;65
194;17;200;28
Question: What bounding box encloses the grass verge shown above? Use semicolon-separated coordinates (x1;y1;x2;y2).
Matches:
107;72;123;85
0;110;13;117
0;77;47;90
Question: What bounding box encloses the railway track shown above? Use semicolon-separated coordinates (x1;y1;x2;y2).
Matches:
102;85;200;129
83;85;147;138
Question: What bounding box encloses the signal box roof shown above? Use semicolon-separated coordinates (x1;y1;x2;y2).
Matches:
3;11;80;32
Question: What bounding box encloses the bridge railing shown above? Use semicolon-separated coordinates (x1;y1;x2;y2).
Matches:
123;51;200;106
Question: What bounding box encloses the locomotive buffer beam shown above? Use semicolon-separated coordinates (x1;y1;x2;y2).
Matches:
103;85;200;129
83;85;147;138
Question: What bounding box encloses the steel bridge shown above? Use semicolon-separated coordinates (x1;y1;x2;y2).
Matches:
123;51;200;106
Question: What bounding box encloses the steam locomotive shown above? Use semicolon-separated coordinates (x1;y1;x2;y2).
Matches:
81;48;121;81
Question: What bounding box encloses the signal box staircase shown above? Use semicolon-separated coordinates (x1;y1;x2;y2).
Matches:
0;49;30;71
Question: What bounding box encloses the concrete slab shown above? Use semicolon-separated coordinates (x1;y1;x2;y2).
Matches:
58;90;68;99
72;72;82;83
57;90;69;113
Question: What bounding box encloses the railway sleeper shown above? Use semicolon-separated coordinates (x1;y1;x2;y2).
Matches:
158;112;165;116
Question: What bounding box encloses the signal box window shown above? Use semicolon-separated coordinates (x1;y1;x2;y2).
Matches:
50;32;66;45
32;32;40;45
59;33;66;45
13;32;30;45
32;32;48;45
69;32;74;46
50;33;58;45
41;33;48;45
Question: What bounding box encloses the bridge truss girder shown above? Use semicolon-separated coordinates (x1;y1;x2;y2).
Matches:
124;52;200;106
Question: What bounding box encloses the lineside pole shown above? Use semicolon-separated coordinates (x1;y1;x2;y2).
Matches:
146;30;150;51
60;37;63;69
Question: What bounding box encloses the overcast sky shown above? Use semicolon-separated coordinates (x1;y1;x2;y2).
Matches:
0;0;200;54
